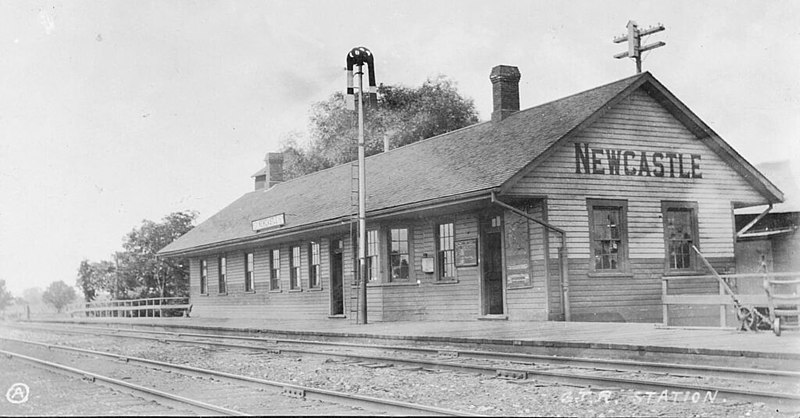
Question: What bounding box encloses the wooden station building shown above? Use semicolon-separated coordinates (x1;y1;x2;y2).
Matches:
159;67;783;324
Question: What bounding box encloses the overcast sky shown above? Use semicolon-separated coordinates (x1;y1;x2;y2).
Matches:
1;1;798;296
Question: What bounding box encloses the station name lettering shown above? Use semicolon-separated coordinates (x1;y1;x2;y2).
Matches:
252;213;285;232
574;143;702;179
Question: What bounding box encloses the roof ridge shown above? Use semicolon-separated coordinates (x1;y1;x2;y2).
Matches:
507;72;648;119
258;72;649;189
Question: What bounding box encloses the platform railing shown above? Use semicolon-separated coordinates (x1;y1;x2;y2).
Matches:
70;297;191;318
662;272;800;327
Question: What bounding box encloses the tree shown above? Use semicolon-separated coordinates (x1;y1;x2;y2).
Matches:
76;259;115;302
281;75;480;178
0;280;13;313
42;281;77;313
116;211;197;299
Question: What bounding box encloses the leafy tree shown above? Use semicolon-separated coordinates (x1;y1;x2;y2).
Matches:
42;281;77;313
76;259;116;302
0;280;13;313
116;211;197;299
282;75;479;178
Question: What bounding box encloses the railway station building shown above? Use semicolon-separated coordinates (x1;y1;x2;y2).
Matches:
158;67;783;324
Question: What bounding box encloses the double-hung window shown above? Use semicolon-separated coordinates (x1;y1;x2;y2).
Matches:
662;201;699;271
244;252;255;292
587;199;628;272
366;230;380;281
269;249;280;291
218;256;227;294
200;259;208;294
309;241;321;289
290;245;301;290
389;228;410;281
437;223;455;281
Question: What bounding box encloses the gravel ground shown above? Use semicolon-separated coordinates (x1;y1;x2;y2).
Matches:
2;326;797;417
0;356;188;416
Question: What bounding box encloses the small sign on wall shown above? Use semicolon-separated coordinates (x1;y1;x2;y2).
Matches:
455;239;478;267
252;213;285;232
421;256;435;274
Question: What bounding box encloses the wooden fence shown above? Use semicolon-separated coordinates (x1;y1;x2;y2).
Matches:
71;297;191;318
662;272;799;327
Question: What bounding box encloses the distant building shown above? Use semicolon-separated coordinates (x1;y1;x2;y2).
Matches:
159;67;782;324
735;161;800;273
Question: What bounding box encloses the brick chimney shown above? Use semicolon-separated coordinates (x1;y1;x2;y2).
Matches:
252;152;284;190
490;65;521;122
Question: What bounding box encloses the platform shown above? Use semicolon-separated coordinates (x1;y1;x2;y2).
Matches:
29;316;800;371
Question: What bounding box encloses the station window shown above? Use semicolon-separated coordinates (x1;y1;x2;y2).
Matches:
366;230;380;281
437;223;456;280
587;199;629;272
662;201;699;271
218;256;227;294
270;249;280;291
200;259;208;294
389;228;410;281
290;245;301;290
309;241;321;289
244;252;255;292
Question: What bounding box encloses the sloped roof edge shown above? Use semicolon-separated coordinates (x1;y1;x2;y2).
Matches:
160;71;782;257
498;72;784;204
640;75;783;204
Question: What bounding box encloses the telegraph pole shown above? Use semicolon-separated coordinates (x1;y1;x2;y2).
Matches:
613;20;665;73
346;47;377;324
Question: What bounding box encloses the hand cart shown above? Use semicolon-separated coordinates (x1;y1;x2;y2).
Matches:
692;246;793;334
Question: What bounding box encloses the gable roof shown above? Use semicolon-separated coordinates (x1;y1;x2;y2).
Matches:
159;72;782;257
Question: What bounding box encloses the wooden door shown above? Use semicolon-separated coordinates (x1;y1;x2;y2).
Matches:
482;215;505;315
330;239;344;315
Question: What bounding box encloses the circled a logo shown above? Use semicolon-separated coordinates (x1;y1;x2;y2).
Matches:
6;383;30;404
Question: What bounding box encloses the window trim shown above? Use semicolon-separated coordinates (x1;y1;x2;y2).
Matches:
661;200;700;273
199;259;208;295
269;249;281;292
289;245;302;291
435;221;457;282
244;252;255;293
387;227;412;282
218;255;228;295
308;241;321;289
586;199;629;274
366;229;381;282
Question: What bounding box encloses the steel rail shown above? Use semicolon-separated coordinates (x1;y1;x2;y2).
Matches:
11;322;800;382
0;347;246;416
92;333;800;407
6;325;800;408
0;336;478;417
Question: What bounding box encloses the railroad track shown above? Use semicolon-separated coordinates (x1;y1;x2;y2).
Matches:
6;322;800;409
0;336;478;416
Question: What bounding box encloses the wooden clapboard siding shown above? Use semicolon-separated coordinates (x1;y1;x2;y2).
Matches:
512;89;764;259
506;201;548;321
507;88;760;323
188;239;336;320
377;213;481;321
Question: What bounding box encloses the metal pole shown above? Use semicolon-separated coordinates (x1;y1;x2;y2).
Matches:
357;63;368;325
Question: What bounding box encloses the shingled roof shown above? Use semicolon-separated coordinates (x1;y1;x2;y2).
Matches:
158;72;782;256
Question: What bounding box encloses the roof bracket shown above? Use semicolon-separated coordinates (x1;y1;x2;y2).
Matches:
736;203;773;239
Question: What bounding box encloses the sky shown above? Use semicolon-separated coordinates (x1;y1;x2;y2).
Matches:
0;1;798;296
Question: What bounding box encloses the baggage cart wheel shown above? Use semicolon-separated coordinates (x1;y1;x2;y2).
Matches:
773;317;781;337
